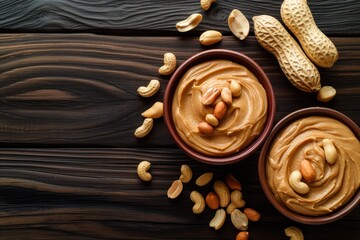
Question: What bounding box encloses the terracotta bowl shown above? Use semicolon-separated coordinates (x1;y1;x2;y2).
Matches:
163;49;276;165
258;107;360;224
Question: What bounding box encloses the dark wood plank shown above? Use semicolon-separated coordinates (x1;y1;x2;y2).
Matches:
0;0;359;35
0;148;358;239
0;34;359;147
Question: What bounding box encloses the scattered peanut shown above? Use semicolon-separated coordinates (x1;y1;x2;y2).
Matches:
300;159;316;182
230;80;242;97
317;86;336;103
225;173;242;191
134;118;154;138
281;0;338;68
198;121;215;135
199;30;222;46
201;87;220;105
179;164;193;183
289;170;310;195
159;52;176;75
137;79;160;97
284;226;304;240
243;208;261;222
228;9;250;40
190;191;206;214
214;101;227;120
214;180;231;208
230;190;245;208
176;13;203;32
196;172;214;186
221;87;232;105
209;208;226;230
205;114;219;127
322;138;338;164
167;179;184;199
200;0;216;11
231;209;248;230
141;101;163;119
236;231;249;240
206;192;220;210
137;161;152;181
253;15;321;93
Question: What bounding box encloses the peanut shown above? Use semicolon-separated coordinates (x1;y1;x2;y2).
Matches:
179;164;193;183
137;161;152;181
199;30;222;46
141;102;163;119
236;231;249;240
159;52;176;75
225;173;242;191
243;208;261;222
198;121;214;135
227;190;245;214
205;114;219;127
284;226;304;240
196;172;214;186
176;13;203;32
289;170;310;195
228;9;250;40
231;209;248;230
317;86;336;103
214;101;227;120
137;79;160;97
190;191;206;214
200;0;216;11
209;209;226;230
300;159;316;182
281;0;338;68
253;15;321;93
230;80;242;97
201;87;220;105
167;179;183;199
221;87;232;105
134;118;153;138
205;192;220;210
214;180;231;208
322;139;338;164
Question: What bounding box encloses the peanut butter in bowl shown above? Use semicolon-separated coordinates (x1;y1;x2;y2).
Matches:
266;115;360;217
171;59;268;157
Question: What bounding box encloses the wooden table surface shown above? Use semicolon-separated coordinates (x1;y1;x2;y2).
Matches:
0;0;359;239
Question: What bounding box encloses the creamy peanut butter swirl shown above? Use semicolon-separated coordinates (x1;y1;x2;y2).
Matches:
267;116;360;216
172;59;268;156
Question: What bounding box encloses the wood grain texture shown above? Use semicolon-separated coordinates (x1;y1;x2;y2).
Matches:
0;148;358;239
0;34;359;147
0;0;359;35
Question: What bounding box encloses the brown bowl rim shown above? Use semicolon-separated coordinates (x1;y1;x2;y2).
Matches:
258;107;360;224
163;49;276;165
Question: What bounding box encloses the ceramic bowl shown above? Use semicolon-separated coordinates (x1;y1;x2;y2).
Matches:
258;107;360;224
163;49;276;165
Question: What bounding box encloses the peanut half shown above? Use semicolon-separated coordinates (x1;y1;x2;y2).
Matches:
214;101;227;120
141;102;163;119
231;209;248;230
228;9;250;40
190;191;206;214
201;0;216;11
167;179;183;199
176;13;203;32
284;226;304;240
289;170;310;195
225;173;242;191
206;192;220;210
137;79;160;97
199;30;222;46
137;161;152;181
201;87;220;105
230;80;242;97
221;87;232;105
209;208;226;230
159;52;176;75
205;114;219;127
196;172;214;186
322;139;338;164
236;231;249;240
243;208;261;222
134;118;153;138
300;159;316;182
198;121;214;135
